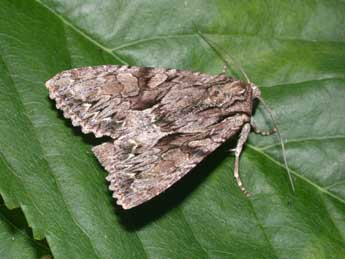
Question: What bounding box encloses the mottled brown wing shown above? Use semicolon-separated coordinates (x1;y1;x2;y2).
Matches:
46;65;254;209
45;65;222;138
92;113;248;209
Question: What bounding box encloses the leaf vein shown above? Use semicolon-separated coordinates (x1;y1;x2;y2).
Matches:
111;32;345;52
259;135;345;150
247;144;345;206
34;0;128;65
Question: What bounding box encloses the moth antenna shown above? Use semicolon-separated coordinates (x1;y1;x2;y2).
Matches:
191;24;294;191
192;24;251;83
257;96;295;192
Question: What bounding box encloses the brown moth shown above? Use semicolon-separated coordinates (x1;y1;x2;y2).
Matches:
45;65;292;209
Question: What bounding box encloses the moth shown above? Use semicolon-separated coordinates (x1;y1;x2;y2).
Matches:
46;64;293;209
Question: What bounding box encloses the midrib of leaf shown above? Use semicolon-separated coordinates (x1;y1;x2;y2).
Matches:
262;77;345;88
19;0;345;256
111;33;198;51
34;0;128;65
0;54;102;259
111;32;345;52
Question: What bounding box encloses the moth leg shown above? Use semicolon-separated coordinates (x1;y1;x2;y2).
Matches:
251;121;277;136
234;123;251;197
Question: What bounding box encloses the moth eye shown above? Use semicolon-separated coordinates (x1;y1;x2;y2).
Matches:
211;89;221;96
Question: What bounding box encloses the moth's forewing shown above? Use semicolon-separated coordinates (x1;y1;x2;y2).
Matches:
46;65;254;209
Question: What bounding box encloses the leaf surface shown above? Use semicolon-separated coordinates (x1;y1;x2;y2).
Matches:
0;205;50;259
0;0;344;258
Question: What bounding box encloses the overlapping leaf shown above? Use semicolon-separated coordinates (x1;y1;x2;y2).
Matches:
0;205;50;258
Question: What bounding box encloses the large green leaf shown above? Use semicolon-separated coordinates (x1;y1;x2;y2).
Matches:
0;0;344;258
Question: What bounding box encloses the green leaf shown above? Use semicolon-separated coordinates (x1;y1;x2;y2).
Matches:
0;203;50;258
0;0;344;258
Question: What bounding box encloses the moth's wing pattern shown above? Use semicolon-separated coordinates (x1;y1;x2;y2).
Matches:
46;65;180;138
46;65;254;209
93;113;248;209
